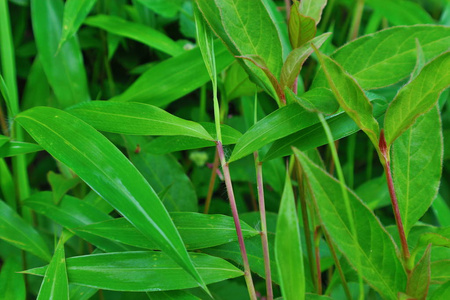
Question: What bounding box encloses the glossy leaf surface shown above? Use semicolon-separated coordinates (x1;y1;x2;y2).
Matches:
298;0;327;24
59;0;97;48
0;141;43;158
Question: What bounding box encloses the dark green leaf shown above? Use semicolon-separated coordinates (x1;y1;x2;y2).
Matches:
135;0;182;18
59;0;97;48
47;171;81;204
0;141;42;158
0;256;25;300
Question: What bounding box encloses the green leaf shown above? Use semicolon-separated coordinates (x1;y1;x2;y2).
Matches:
365;0;434;26
288;6;316;49
298;0;327;24
15;107;206;290
384;51;450;146
194;3;216;84
84;15;184;57
0;201;51;261
224;62;258;101
294;149;407;300
406;245;431;300
429;280;450;300
24;192;129;252
147;290;200;300
313;47;380;147
48;171;81;204
135;0;182;18
0;256;25;300
275;172;305;300
0;135;9;148
431;260;450;284
59;0;97;49
111;40;233;106
36;236;69;300
0;141;43;158
392;107;443;236
285;87;338;115
31;0;90;107
281;33;331;89
229;103;319;162
432;195;450;227
25;252;243;292
312;25;450;90
76;213;258;250
67;101;213;140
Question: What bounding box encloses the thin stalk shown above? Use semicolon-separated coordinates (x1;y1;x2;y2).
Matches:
199;84;207;122
204;149;219;214
348;0;365;41
0;104;8;135
346;133;356;189
320;0;336;32
216;141;257;300
284;0;291;19
318;113;364;300
294;160;317;292
313;227;322;294
254;152;273;300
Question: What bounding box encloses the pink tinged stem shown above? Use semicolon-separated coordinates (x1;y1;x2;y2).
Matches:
216;141;257;300
254;152;274;300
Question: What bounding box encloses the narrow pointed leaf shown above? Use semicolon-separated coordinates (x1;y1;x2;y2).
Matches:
31;0;90;107
16;107;206;289
25;252;243;292
48;171;81;204
384;51;450;146
294;149;406;299
285;87;338;115
0;201;51;261
37;236;69;300
312;26;450;90
59;0;97;49
314;47;380;147
406;245;431;300
288;8;316;49
67;101;213;140
134;0;182;18
111;40;233;106
84;15;184;57
298;0;327;24
194;4;216;83
0;141;43;158
275;172;305;300
76;213;259;250
281;33;331;89
0;256;25;300
392;107;443;236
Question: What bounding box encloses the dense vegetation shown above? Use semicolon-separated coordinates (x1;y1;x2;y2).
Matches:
0;0;449;299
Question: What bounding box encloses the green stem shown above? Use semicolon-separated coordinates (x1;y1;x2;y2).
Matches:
348;0;365;41
346;133;356;189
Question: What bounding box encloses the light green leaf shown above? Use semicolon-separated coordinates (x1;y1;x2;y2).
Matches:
135;0;182;18
406;245;431;300
366;0;434;26
37;236;69;300
312;25;450;90
31;0;90;107
0;200;51;261
432;195;450;227
84;15;184;57
288;6;316;49
285;87;338;115
224;62;258;101
294;149;406;300
392;107;443;236
111;40;233;106
76;213;258;250
314;47;380;147
0;141;43;158
281;33;331;89
194;4;216;83
275;172;305;300
15;107;206;290
59;0;97;49
229;103;319;162
298;0;327;24
431;260;450;284
25;252;243;292
67;101;213;140
0;256;25;300
384;51;450;146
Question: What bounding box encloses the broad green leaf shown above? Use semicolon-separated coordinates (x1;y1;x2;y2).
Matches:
281;33;331;89
288;6;316;49
31;0;90;107
147;290;200;300
76;213;258;250
135;0;182;18
263;95;387;160
432;195;450;227
392;107;443;236
285;87;338;115
261;0;291;59
48;171;81;204
37;236;69;300
84;15;184;57
431;260;450;284
356;175;390;210
294;149;406;299
59;0;97;49
416;231;450;250
314;47;380;147
312;25;450;90
429;281;450;300
15;107;206;290
229;103;319;162
67;101;213;140
0;141;43;158
24;192;129;252
0;256;25;300
25;252;243;292
275;172;305;300
0;200;51;261
224;62;258;101
366;0;434;26
384;51;450;146
406;245;431;300
111;40;233;106
298;0;327;24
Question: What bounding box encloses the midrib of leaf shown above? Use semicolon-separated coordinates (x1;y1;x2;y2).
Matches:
311;174;399;298
226;0;259;56
404;129;412;232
